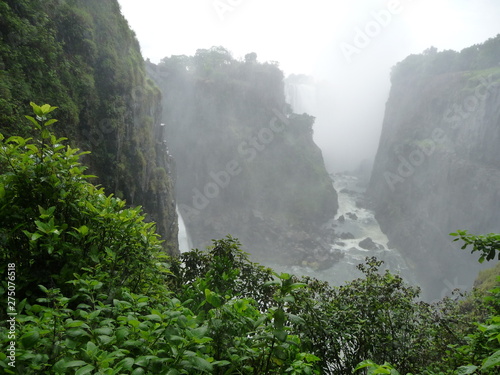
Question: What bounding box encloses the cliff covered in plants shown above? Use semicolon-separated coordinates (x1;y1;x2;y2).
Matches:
369;36;500;298
147;49;338;265
0;0;178;252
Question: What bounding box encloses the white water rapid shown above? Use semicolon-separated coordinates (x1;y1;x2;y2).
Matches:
271;173;417;287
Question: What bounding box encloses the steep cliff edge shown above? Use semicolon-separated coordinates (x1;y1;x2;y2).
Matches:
0;0;178;253
148;49;338;265
369;37;500;299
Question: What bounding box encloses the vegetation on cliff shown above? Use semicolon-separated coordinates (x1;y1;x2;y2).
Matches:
0;0;177;252
390;35;500;83
369;35;500;300
148;47;337;264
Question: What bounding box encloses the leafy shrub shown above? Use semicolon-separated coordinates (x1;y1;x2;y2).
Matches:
358;234;500;375
2;104;499;374
0;107;321;374
0;103;166;300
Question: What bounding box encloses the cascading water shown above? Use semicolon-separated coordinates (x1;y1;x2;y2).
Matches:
285;81;317;115
270;172;417;287
280;76;417;287
176;206;192;253
327;173;417;283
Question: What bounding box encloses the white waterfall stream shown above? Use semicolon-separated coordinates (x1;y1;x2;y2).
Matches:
176;206;192;253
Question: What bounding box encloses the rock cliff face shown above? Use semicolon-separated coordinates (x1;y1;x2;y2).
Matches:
148;49;338;265
0;0;178;253
369;38;500;299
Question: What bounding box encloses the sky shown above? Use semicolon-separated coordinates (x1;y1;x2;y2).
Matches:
118;0;500;172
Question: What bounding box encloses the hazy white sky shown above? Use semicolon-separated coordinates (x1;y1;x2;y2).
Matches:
118;0;500;171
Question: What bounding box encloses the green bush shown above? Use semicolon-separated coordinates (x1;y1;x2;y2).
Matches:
0;103;166;300
1;104;499;375
358;234;500;375
0;106;320;374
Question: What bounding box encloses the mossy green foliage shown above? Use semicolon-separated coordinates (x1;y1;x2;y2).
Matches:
0;0;177;253
475;262;500;293
390;35;500;84
0;103;166;301
355;236;500;375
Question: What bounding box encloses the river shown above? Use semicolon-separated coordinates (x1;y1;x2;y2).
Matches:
270;172;418;287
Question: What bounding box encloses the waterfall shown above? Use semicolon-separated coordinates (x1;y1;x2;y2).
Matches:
176;206;192;253
285;81;317;116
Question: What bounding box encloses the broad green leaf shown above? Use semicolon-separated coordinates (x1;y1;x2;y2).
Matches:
20;331;40;349
144;314;162;322
31;232;43;241
116;327;129;341
273;329;287;342
482;349;500;370
86;341;97;354
117;357;134;370
67;328;89;338
44;119;58;126
94;327;113;336
52;358;68;374
355;360;377;372
78;225;89;236
65;360;87;368
273;308;286;329
97;335;113;345
279;273;291;280
88;310;101;320
128;319;140;328
205;289;222;308
6;136;26;145
65;320;85;328
29;102;43;117
191;326;208;339
40;104;58;114
75;364;95;375
187;356;213;372
457;365;479;375
37;284;49;293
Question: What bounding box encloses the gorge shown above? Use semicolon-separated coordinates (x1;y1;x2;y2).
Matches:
147;50;339;267
369;39;500;299
3;2;500;373
1;0;499;301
